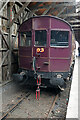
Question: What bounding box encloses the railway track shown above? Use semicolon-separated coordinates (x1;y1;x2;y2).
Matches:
1;92;31;120
1;75;72;119
46;94;58;118
1;91;59;119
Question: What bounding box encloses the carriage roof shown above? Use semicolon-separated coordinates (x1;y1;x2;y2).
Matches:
19;15;72;31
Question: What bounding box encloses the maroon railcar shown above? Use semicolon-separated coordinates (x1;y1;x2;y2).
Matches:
14;16;75;89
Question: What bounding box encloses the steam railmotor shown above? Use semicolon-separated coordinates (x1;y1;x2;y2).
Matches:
14;16;76;89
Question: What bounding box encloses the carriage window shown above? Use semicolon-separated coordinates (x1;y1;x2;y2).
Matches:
20;31;32;46
20;33;26;46
26;31;32;46
51;30;69;46
35;30;47;46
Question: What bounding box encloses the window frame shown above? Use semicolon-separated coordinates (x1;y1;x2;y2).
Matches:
50;29;69;48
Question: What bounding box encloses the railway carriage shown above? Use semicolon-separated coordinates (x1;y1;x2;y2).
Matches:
13;16;76;89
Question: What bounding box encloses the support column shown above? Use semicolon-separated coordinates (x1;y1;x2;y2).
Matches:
0;4;2;116
7;2;13;80
0;16;2;84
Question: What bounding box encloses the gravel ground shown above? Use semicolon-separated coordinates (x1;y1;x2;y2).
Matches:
0;81;28;118
7;87;56;118
48;78;72;119
0;75;72;119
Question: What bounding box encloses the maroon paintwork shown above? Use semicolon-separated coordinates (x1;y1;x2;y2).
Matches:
18;16;72;73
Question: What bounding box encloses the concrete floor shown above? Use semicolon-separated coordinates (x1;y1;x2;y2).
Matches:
66;57;79;119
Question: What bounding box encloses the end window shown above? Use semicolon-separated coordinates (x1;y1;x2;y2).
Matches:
51;30;69;47
35;30;47;46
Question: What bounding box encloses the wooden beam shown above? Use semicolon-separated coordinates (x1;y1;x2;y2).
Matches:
0;30;9;49
76;2;80;8
0;48;8;51
28;9;37;18
73;28;80;30
42;5;53;15
22;3;44;18
9;2;31;28
2;62;18;67
0;0;10;13
13;4;20;24
27;3;43;18
60;12;80;18
68;20;80;23
54;2;78;7
42;3;56;15
76;7;80;13
15;1;32;14
15;1;23;7
30;2;43;10
0;33;2;83
0;50;9;68
32;2;77;12
46;3;63;15
0;15;9;20
23;11;29;21
7;2;13;80
0;15;18;24
72;24;80;27
57;7;67;17
30;3;51;11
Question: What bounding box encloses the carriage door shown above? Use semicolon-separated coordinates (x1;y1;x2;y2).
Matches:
33;30;49;72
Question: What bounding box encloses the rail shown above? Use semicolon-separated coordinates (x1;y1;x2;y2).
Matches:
0;92;31;120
